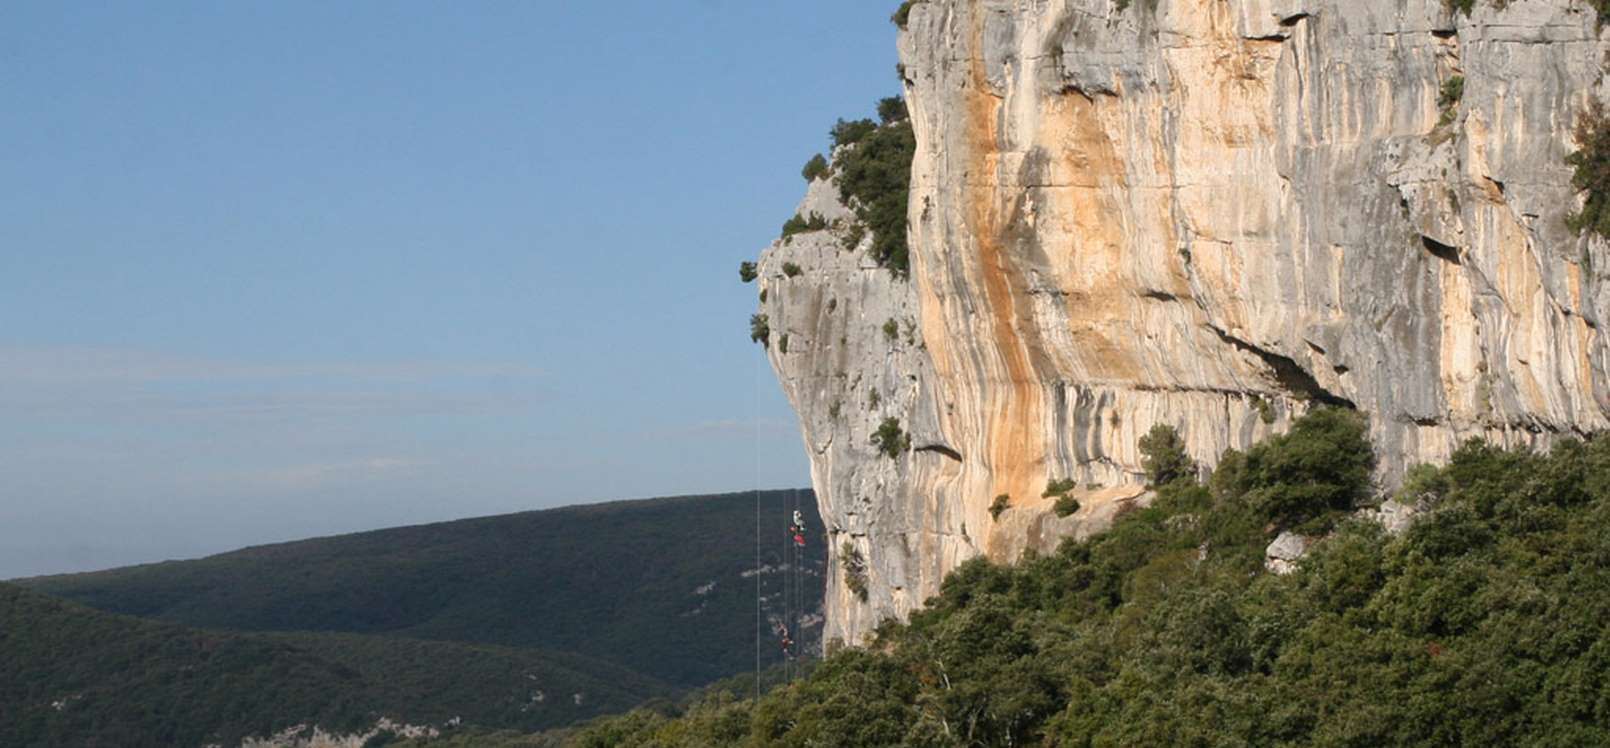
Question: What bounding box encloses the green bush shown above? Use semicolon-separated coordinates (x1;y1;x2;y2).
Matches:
782;262;803;278
1043;478;1077;498
990;494;1011;520
1053;494;1081;518
801;153;830;181
1437;75;1465;126
877;96;908;125
572;410;1610;746
1139;424;1195;487
1236;407;1374;531
882;318;899;341
835;119;916;276
1252;396;1276;424
830;118;878;149
1567;100;1610;240
840;221;867;251
891;1;919;28
840;542;869;601
749;314;770;346
777;334;789;354
738;261;757;283
781;212;829;240
870;417;910;459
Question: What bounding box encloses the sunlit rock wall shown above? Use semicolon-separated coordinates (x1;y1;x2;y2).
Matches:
762;0;1610;645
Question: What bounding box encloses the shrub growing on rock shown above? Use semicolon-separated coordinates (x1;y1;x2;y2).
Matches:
989;494;1011;520
572;408;1610;746
739;261;757;283
749;314;770;346
840;542;869;601
835;119;915;276
1235;407;1374;532
891;0;922;28
1568;100;1610;240
877;96;908;125
1139;424;1195;487
870;417;910;459
1435;75;1465;128
801;153;830;182
830;118;878;149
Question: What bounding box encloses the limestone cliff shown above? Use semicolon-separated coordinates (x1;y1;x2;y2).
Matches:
758;0;1610;646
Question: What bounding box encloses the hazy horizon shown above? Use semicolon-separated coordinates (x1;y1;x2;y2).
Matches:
1;1;897;577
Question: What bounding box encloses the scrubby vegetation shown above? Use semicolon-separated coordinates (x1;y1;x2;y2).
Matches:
750;314;770;346
1138;423;1195;487
1252;395;1277;424
1043;478;1080;517
1042;477;1077;499
840;221;867;251
738;261;757;283
779;98;916;277
871;417;911;459
841;543;870;602
891;1;921;29
878;96;909;125
989;494;1011;520
801;153;830;182
1437;74;1465;127
780;212;828;240
781;262;803;278
1568;100;1610;240
23;490;825;691
559;408;1610;745
1231;407;1375;534
835;115;916;276
831;118;879;149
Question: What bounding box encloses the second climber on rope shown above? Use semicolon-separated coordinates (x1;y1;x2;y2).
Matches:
790;510;806;547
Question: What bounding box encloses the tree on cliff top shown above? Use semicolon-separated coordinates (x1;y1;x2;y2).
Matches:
835;118;915;276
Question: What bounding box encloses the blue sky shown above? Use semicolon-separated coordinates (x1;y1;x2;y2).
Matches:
0;1;900;577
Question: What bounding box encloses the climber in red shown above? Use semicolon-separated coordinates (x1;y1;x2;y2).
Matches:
790;509;806;547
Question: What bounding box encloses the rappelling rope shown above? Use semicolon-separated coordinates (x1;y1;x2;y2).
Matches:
755;488;761;702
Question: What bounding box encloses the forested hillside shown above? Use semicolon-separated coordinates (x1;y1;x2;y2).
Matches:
0;583;668;748
541;410;1610;746
21;489;825;688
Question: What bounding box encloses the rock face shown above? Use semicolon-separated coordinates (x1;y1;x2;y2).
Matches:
759;0;1610;645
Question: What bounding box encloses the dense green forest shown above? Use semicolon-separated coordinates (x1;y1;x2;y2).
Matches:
0;583;668;747
20;489;825;689
499;409;1610;746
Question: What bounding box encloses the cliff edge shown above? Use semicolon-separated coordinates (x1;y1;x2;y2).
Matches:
756;0;1610;645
